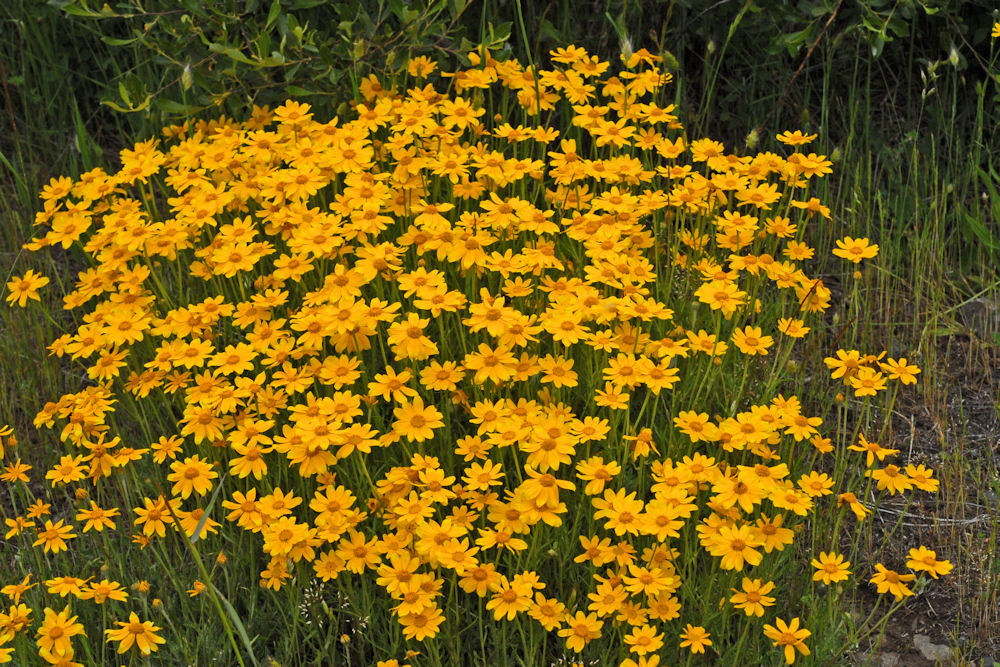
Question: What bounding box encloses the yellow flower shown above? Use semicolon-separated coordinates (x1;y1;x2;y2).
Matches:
45;576;89;598
407;55;437;78
485;576;533;621
133;495;177;538
732;325;774;356
4;269;49;307
537;354;578;388
832;236;879;263
32;519;76;554
622;564;674;598
837;492;871;521
797;471;834;497
624;624;664;655
386;313;439;361
1;575;35;604
906;546;953;578
776;130;818;146
104;612;165;654
679;624;712;654
689;138;725;162
527;593;565;631
167;455;218;498
905;464;940;492
729;577;776;616
262;516;312;557
694;279;746;317
79;579;128;604
706;524;764;570
593;488;645;536
849;366;887;396
848;433;899;466
866;464;913;495
869;563;915;600
36;606;86;657
880;357;921;384
398;606;444;641
763;617;811;664
558;611;603;652
777;317;810;338
273;99;313;126
75;501;119;532
811;552;851;585
392;397;444;443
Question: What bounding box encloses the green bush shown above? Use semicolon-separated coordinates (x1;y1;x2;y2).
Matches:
48;0;502;126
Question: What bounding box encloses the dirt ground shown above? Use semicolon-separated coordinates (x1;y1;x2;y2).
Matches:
851;327;1000;665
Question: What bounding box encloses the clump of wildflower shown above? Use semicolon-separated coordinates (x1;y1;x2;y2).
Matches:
0;42;947;665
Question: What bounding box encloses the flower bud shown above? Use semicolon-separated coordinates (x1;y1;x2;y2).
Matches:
662;51;679;72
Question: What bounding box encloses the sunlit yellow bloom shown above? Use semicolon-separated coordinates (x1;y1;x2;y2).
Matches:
832;236;878;263
763;617;811;664
679;624;711;654
104;612;165;654
905;546;953;579
870;564;915;601
5;269;49;307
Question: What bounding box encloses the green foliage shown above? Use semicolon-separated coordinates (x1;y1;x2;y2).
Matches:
745;0;995;60
0;1;116;200
1;0;999;660
48;0;490;125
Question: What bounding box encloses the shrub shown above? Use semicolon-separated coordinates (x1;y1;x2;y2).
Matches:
49;0;492;126
0;44;948;664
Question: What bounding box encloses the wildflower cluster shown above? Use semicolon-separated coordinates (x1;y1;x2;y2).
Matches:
1;44;948;664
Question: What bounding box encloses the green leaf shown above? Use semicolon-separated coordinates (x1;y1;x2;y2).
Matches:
56;1;117;18
208;42;256;65
258;53;286;67
286;85;315;96
390;0;410;22
928;327;958;337
538;18;562;43
155;98;204;115
962;213;1000;251
870;36;886;59
190;473;227;544
117;80;131;106
179;0;211;16
70;96;95;170
211;583;261;667
102;96;150;113
265;0;282;29
101;34;143;47
484;21;511;48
